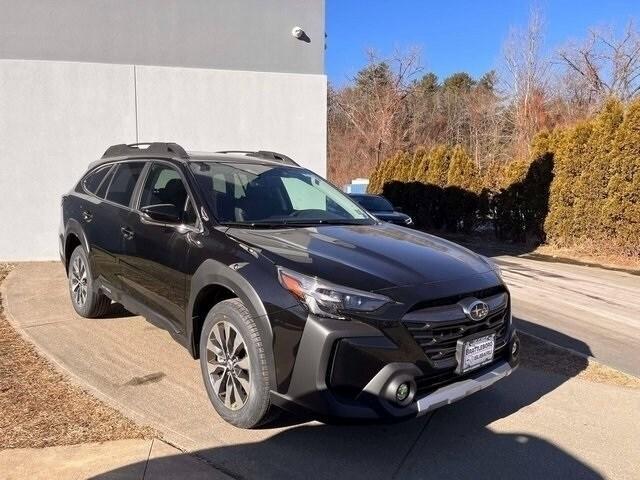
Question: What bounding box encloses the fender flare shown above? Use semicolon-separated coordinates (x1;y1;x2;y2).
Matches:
187;259;274;362
63;219;90;268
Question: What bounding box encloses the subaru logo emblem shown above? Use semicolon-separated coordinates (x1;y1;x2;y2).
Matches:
467;300;489;321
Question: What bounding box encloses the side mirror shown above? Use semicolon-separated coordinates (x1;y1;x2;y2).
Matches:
395;206;403;213
141;204;182;224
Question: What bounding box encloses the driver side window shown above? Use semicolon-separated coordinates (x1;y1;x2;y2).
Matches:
139;163;197;226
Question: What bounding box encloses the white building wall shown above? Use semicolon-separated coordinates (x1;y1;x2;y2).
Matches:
0;60;137;261
135;65;327;176
0;59;327;260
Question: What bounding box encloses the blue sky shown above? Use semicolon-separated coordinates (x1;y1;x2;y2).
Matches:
326;1;639;85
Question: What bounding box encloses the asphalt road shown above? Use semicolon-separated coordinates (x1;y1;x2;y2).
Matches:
3;261;640;479
494;255;640;377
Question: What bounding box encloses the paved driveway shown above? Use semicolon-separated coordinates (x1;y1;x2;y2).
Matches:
496;255;640;376
3;262;640;479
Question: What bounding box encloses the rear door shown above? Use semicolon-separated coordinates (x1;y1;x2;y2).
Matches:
96;161;145;290
76;163;121;287
119;161;200;333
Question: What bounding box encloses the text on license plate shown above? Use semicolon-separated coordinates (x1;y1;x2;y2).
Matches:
457;334;495;374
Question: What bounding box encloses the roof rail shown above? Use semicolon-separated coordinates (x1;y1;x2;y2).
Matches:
102;142;189;159
216;150;298;166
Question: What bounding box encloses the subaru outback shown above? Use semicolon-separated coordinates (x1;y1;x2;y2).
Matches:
59;142;519;428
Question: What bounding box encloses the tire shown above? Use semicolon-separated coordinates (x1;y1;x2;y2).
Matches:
199;298;274;428
67;245;111;318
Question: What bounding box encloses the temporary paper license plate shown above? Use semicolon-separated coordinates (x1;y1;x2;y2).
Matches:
456;334;495;374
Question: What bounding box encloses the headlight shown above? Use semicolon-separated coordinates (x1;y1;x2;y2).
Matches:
277;268;391;319
404;216;413;225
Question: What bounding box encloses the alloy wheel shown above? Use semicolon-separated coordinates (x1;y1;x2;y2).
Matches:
70;255;88;307
205;320;251;411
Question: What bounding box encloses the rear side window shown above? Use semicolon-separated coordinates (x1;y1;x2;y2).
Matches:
105;162;145;206
83;165;111;195
95;167;114;198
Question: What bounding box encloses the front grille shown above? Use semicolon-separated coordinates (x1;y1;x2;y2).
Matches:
403;290;510;369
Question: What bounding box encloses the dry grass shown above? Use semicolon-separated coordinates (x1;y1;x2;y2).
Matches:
534;243;640;272
520;332;640;389
0;264;155;449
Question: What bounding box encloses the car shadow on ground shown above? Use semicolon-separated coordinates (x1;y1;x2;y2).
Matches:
90;321;602;480
515;316;593;357
95;302;137;319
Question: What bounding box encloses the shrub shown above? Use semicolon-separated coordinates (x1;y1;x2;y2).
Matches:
368;101;639;258
545;98;639;255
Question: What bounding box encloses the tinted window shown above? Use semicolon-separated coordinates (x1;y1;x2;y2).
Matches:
183;200;198;225
190;162;371;225
83;165;111;195
105;162;144;206
140;163;196;225
95;166;115;198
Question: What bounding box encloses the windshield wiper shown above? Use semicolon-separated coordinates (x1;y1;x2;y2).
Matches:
220;221;298;229
281;219;371;226
316;219;372;225
221;219;372;228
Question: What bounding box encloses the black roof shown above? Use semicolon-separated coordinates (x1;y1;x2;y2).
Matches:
93;142;299;168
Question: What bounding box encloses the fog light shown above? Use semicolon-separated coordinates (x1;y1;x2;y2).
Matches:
396;382;410;402
511;339;520;357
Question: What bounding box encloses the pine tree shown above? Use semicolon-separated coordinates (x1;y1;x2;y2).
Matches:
410;146;428;181
425;145;450;187
446;145;480;192
604;98;640;254
416;147;432;184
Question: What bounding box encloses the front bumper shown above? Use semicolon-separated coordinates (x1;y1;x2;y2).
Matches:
270;314;520;420
414;359;513;415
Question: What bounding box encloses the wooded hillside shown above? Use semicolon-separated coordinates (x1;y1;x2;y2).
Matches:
328;15;640;257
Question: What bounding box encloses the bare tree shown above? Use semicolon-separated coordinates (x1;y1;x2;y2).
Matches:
558;22;640;104
327;11;639;188
330;48;422;184
501;8;551;159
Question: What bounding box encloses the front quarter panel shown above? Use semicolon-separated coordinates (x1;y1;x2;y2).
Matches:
186;237;302;390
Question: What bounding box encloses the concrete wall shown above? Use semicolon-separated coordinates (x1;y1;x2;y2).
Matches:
0;59;327;260
0;0;324;75
0;60;136;261
135;65;327;176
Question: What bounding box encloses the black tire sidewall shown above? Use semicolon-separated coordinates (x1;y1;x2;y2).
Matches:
199;299;271;428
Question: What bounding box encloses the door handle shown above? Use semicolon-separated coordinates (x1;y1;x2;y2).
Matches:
81;210;93;222
120;226;135;240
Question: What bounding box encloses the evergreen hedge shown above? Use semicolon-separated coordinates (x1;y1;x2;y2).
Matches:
368;98;640;256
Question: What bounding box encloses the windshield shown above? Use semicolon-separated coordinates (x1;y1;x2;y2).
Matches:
189;162;374;226
353;195;394;212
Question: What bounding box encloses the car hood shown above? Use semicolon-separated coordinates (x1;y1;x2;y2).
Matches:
225;223;495;293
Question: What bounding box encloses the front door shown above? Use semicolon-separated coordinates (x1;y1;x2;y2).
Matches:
119;162;199;333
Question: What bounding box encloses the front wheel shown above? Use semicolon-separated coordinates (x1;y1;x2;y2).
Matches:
199;298;274;428
67;246;111;318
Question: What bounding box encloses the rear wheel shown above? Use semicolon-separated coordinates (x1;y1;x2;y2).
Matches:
199;298;274;428
68;246;111;318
